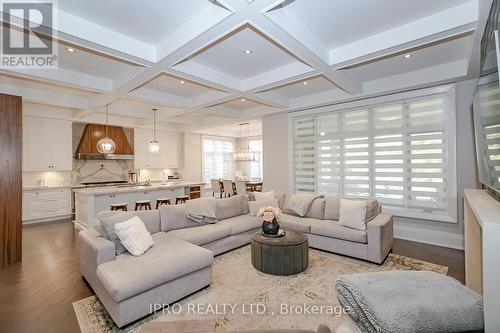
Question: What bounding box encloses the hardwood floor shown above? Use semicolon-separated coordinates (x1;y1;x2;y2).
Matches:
0;221;465;333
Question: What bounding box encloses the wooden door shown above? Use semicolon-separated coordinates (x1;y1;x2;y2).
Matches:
0;94;22;267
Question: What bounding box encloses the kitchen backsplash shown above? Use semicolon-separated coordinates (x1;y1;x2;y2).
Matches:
23;171;72;187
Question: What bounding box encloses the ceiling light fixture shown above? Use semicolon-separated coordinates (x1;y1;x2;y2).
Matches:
234;123;256;162
149;108;160;156
240;98;246;102
179;80;185;84
243;49;253;55
403;53;412;59
303;81;309;85
96;104;116;155
66;47;76;53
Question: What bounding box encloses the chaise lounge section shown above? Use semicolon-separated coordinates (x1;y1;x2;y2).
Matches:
78;194;393;327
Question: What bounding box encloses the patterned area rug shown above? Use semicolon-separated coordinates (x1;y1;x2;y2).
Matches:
73;246;448;333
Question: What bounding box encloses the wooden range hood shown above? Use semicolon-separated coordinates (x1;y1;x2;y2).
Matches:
75;124;133;160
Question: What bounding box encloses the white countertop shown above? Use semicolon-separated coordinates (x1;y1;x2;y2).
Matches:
23;185;72;191
72;181;204;195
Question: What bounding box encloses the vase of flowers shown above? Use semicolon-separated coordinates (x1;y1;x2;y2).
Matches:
257;206;282;235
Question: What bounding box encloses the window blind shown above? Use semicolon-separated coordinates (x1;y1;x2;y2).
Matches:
293;93;454;221
249;138;263;179
478;82;500;188
202;136;234;187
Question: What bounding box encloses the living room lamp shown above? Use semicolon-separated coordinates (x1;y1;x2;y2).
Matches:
149;107;160;156
96;104;116;154
234;122;256;162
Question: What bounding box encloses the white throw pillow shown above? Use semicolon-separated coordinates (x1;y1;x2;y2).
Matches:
338;199;367;231
253;191;275;202
114;216;154;256
249;199;279;216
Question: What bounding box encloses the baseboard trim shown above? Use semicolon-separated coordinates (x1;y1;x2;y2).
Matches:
394;223;464;250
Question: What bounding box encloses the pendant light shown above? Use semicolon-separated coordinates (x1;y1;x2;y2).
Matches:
149;107;160;155
96;104;116;154
234;122;256;162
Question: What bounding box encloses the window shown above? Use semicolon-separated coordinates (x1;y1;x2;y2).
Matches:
202;136;234;187
293;93;456;222
249;138;263;179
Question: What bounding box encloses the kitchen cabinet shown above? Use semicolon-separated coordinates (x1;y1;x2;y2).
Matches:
22;187;71;223
134;128;180;169
23;117;72;171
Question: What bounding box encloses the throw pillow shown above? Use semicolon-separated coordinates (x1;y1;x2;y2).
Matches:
249;199;279;216
338;199;367;231
100;212;135;255
114;216;154;256
253;191;275;201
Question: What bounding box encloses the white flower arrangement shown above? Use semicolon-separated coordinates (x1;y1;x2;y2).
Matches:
257;206;282;222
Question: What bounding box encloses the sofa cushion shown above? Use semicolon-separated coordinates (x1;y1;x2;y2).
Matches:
96;233;213;302
283;195;326;220
216;195;249;220
166;224;232;246
278;214;312;233
324;197;341;221
98;210;161;234
159;204;199;232
309;219;367;244
218;214;261;235
324;197;381;222
114;216;154;256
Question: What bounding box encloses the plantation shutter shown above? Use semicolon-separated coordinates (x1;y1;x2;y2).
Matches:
478;83;500;188
342;109;370;198
405;96;448;214
372;103;405;207
293;117;316;192
202;136;234;187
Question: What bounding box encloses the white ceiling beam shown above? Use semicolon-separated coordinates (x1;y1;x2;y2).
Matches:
126;87;192;108
171;61;243;91
0;68;112;93
242;61;314;91
466;0;493;79
329;1;479;68
0;84;88;109
251;90;289;108
191;91;235;108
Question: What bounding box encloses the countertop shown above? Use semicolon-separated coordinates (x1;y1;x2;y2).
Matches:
72;181;205;195
23;185;72;191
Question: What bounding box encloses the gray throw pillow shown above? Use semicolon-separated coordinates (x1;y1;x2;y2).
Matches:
100;212;135;255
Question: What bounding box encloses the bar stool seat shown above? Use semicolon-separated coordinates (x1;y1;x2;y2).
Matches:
156;197;171;209
135;200;152;211
175;195;190;204
110;203;128;211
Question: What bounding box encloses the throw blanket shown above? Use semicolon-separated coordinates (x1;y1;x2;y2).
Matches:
186;197;217;224
335;271;484;333
285;193;323;217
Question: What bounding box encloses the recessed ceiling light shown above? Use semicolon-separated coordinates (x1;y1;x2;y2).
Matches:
66;47;76;53
179;80;185;84
240;98;246;102
303;81;309;85
403;53;412;59
243;49;253;55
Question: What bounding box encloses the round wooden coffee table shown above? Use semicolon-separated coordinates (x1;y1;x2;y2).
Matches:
251;229;309;276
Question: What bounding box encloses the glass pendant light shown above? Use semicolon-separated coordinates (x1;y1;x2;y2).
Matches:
234;122;256;162
96;104;116;154
149;108;160;155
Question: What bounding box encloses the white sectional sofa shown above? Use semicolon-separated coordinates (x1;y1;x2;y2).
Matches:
78;194;393;327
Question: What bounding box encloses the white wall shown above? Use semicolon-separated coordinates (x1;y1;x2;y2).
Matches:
262;112;291;194
262;81;481;249
183;132;202;181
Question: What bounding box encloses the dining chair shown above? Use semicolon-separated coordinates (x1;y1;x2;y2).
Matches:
222;179;235;197
211;179;223;198
234;180;247;195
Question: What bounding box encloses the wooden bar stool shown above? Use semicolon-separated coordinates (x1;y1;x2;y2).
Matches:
110;203;128;211
175;195;189;204
135;200;152;210
156;197;171;209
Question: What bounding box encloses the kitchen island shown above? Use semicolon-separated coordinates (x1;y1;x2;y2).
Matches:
73;181;204;230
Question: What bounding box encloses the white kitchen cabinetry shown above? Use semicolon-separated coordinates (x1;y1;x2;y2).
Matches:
23;117;72;171
134;128;180;169
22;187;71;223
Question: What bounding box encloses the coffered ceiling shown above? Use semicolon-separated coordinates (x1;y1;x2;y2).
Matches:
0;0;492;134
